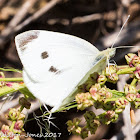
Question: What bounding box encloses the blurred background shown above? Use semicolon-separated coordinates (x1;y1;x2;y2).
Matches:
0;0;140;140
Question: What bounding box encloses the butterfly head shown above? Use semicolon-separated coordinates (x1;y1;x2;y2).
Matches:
108;48;116;59
101;48;116;60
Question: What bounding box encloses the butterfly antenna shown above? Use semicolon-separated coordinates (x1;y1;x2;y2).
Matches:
111;15;130;48
115;46;140;49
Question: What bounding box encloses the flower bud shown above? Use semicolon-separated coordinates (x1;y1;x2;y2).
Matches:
89;84;101;94
115;108;123;114
7;131;14;139
131;55;140;67
125;53;137;66
103;100;114;110
100;111;118;125
93;100;103;109
106;110;115;119
97;75;107;85
89;84;101;101
88;119;100;134
89;119;100;128
124;84;137;95
105;91;112;98
76;92;93;110
67;118;82;135
134;101;140;109
14;120;24;130
80;127;88;139
18;113;25;120
134;69;140;80
91;92;100;101
107;73;119;84
75;127;82;135
136;93;140;98
105;66;119;83
84;111;96;122
105;65;118;76
136;64;140;69
19;97;31;109
0;125;15;139
75;92;92;104
126;94;136;102
98;87;107;96
8;108;20;121
98;87;112;99
115;98;129;109
1;125;10;135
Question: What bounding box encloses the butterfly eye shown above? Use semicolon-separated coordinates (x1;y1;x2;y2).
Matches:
41;51;49;59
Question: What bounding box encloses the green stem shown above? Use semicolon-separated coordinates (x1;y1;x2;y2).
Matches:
0;77;23;82
136;98;140;101
131;78;138;86
107;89;125;96
19;105;24;112
10;121;16;131
117;65;130;69
0;84;26;97
104;98;120;103
117;67;136;75
0;68;22;73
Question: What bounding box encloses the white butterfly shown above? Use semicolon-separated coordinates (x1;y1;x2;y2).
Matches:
15;30;116;112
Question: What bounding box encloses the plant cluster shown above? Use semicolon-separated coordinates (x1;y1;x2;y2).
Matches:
0;97;31;140
0;52;139;139
67;52;140;139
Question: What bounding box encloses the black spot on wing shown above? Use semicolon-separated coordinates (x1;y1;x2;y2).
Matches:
41;51;49;59
49;66;61;74
49;66;58;72
18;31;39;52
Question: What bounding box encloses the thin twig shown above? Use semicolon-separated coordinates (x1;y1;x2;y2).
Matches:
95;20;140;50
0;0;63;47
0;0;38;47
47;11;117;25
14;0;63;32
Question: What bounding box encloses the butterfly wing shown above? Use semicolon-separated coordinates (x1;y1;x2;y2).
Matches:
54;55;107;111
15;30;100;111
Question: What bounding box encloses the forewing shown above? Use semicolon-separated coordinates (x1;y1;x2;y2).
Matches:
15;30;99;110
15;30;99;82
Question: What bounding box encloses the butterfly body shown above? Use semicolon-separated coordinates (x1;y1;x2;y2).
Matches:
15;30;115;111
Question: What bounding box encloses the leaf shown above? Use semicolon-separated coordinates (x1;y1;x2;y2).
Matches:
0;67;22;73
19;87;36;99
0;84;26;97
